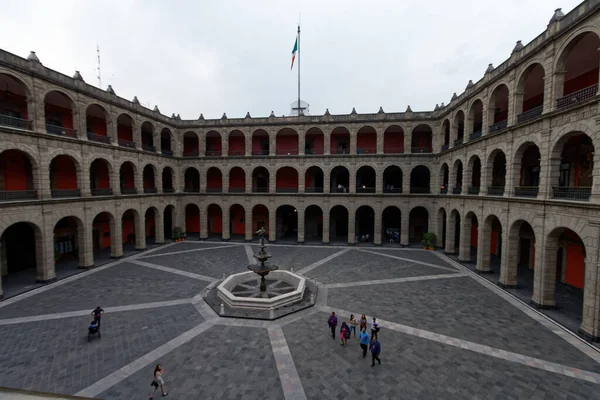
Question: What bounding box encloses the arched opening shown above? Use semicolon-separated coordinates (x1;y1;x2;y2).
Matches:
0;149;36;200
330;127;350;154
183;132;199;157
467;156;481;195
452;160;463;194
329;205;349;243
117;114;135;148
229;204;245;240
355;205;374;243
205;131;222;156
44;91;75;137
160;128;173;155
143;165;157;193
383;166;402;193
0;73;30;129
276;128;299;155
54;216;82;271
555;32;600;109
49;155;80;197
86;104;109;143
252;129;269;155
252;205;269;233
383;125;404;154
276;167;299;193
163;205;175;240
552;133;594;201
460;212;478;263
440;164;449;194
453;111;465;145
305;127;324;155
514;143;541;198
304;205;323;242
0;222;41;296
305;166;324;193
410;165;430;193
228;130;245;156
486;150;506;196
119;162;137;194
206;167;223;193
409;207;428;245
442;119;450;150
468;100;483;139
516;63;545;123
357;126;376;154
448;210;461;254
145;208;157;244
276;205;298;240
411;124;433;153
121;209;138;250
89;159;112;196
207;204;222;238
330;166;349;193
356;166;376;193
92;212;115;263
382;206;401;244
252;167;270;193
477;215;502;274
503;220;536;291
438;208;447;248
185;204;200;239
228;167;246;193
488;84;509;132
141;121;155;152
184;167;200;192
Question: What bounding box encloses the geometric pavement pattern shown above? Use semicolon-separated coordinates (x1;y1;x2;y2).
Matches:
0;241;600;399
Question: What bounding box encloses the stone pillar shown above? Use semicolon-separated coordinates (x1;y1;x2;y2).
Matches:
433;210;444;248
112;167;120;196
404;131;411;154
222;170;229;193
513;91;524;122
135;214;147;250
268;207;277;242
269;168;276;194
375;172;383;194
111;216;123;258
323;170;331;194
200;208;208;240
591;152;600;203
222;210;230;241
27;98;39;133
80;166;91;197
297;207;305;243
505;161;514;197
481;105;489;136
245;211;253;241
322;211;330;244
531;244;557;308
498;232;518;288
458;219;471;261
298;169;305;194
350;129;357;155
154;129;161;155
347;210;355;245
155;169;163;194
376;128;383;154
323;129;331;155
445;213;457;254
245;132;252;157
448;166;457;193
550;71;566;112
199;131;206;157
373;210;382;245
545;156;560;200
108;118;118;146
79;225;94;268
402;166;411;194
135;167;143;194
269;132;276;157
298;129;305;156
222;132;229;157
541;71;553;114
155;211;165;244
39;224;56;282
400;209;409;246
348;168;356;194
579;260;600;341
475;225;491;272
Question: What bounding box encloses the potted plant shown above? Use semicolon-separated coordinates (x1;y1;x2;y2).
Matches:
421;232;437;250
172;227;184;242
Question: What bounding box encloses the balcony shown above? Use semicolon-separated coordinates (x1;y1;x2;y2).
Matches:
91;188;113;196
516;105;543;124
163;187;175;193
51;189;81;198
383;147;404;154
276;188;299;193
205;150;221;157
331;148;350;155
552;186;591;201
411;146;432;154
469;130;482;140
439;187;448;194
46;124;76;138
454;138;464;146
228;150;245;156
0;190;37;201
467;186;480;195
452;187;462;195
161;149;174;157
487;186;505;196
206;187;223;193
410;187;430;194
252;187;269;193
182;188;198;193
514;186;539;198
383;188;402;194
251;150;270;156
0;115;32;130
121;187;138;195
143;187;157;194
488;120;507;133
556;84;598;110
142;144;156;152
441;144;449;151
118;139;136;149
332;187;349;194
275;149;299;156
305;187;323;193
356;187;375;193
87;133;110;144
228;187;245;193
357;148;376;155
183;151;199;157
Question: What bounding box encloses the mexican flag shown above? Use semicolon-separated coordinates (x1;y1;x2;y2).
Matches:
290;36;298;70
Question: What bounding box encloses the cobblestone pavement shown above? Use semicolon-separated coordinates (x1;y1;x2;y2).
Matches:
0;242;599;399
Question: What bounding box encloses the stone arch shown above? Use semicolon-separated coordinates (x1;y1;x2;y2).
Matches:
409;206;429;245
466;154;481;194
549;131;595;201
486;149;507;195
488;83;510;130
410;165;430;193
476;214;503;273
439;163;449;193
452;110;466;144
515;62;546;121
229;203;246;238
304;205;323;242
329;205;349;243
49;153;83;197
275;166;299;193
0;219;45;291
0;148;39;198
468;99;484;137
89;157;113;196
53;215;86;268
382;206;401;244
305;166;324;193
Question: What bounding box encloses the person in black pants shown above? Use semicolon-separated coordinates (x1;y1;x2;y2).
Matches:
91;306;104;327
327;312;338;340
370;335;381;367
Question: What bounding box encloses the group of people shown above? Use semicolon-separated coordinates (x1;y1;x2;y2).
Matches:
327;312;382;367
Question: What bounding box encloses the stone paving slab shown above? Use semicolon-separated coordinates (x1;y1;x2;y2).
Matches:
283;312;600;400
326;277;600;373
305;249;456;284
363;248;458;269
0;305;203;396
0;263;204;319
98;324;284;400
143;245;250;279
251;245;344;271
141;241;240;257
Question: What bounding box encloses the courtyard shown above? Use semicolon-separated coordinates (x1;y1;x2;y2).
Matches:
0;241;599;399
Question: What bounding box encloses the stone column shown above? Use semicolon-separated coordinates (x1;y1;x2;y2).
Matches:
375;172;383;194
475;225;491;272
498;231;518;287
245;132;252;157
404;130;411;154
513;91;525;123
222;132;229;157
200;208;208;240
458;219;471;262
222;210;230;241
135;166;143;194
348;168;356;194
135;213;147;250
376;128;383;155
347;210;355;245
504;161;514;197
445;213;457;254
199;131;206;157
154;129;161;155
402;166;411;194
322;211;330;244
297;207;305;243
481;105;489;136
155;168;163;194
550;71;566;113
222;170;229;194
245;168;253;193
269;132;276;157
108;118;118;146
39;223;56;282
80;165;91;197
268;207;277;242
323;170;331;194
400;208;409;246
112;167;120;196
350;129;357;155
155;211;165;244
531;243;557;308
111;216;123;258
591;152;600;203
79;225;94;268
373;210;382;245
579;260;600;341
245;211;253;241
323;129;331;155
298;169;305;194
541;72;553;114
433;210;444;248
298;128;305;156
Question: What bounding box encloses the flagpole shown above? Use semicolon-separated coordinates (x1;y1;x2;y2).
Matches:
297;24;301;115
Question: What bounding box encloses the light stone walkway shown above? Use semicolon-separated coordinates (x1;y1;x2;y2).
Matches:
130;259;217;282
324;272;468;289
137;243;243;259
359;248;460;272
296;248;351;274
268;326;307;400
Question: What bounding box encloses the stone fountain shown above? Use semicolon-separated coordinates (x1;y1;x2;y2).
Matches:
247;227;278;293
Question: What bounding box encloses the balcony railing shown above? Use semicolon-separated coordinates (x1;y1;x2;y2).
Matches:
0;190;37;201
383;147;404;154
357;148;376;155
0;115;32;130
275;149;299;155
356;187;376;193
252;187;269;193
410;187;430;194
163;187;175;193
87;132;111;144
411;146;432;154
441;144;449;151
252;150;270;156
144;187;158;194
467;186;480;195
514;186;539;198
454;138;464;146
383;188;402;194
182;188;198;193
439;187;448;194
142;144;156;152
91;188;113;196
118;139;136;149
488;120;508;133
331;148;350;155
161;149;174;156
332;187;349;194
183;151;199;157
452;187;462;194
517;105;543;124
46;124;76;137
205;150;221;156
228;187;245;193
228;150;245;156
305;187;323;193
556;84;598;110
552;186;591;201
487;186;505;196
469;130;482;140
51;189;81;198
206;187;223;193
276;188;299;193
121;187;137;195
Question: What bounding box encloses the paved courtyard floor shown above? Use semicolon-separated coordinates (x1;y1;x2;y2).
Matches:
1;241;600;399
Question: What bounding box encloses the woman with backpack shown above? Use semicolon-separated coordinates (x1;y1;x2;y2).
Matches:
340;321;350;347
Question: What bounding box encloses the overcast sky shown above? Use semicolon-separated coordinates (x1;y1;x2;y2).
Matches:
0;0;583;119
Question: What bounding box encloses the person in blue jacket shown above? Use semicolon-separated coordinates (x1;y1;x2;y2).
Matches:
358;327;370;358
370;335;381;367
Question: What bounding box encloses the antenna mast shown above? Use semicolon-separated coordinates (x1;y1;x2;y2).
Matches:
97;45;101;88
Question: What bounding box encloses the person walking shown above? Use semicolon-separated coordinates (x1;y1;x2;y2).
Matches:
327;312;338;340
359;314;367;333
349;314;358;338
371;317;380;337
370;335;381;367
91;306;104;328
358;327;370;358
149;364;168;399
340;322;350;347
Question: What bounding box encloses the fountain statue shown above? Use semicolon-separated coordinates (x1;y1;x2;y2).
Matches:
247;227;279;292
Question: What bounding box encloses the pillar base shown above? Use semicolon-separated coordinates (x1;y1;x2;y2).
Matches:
110;255;124;259
36;277;57;284
374;243;382;247
530;299;556;310
135;247;147;251
268;240;276;244
444;251;456;255
497;281;518;289
322;241;330;245
0;294;3;300
475;268;493;274
245;239;252;243
199;237;208;241
78;264;95;270
458;257;471;263
222;238;230;242
578;328;600;342
297;241;304;245
348;242;355;246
